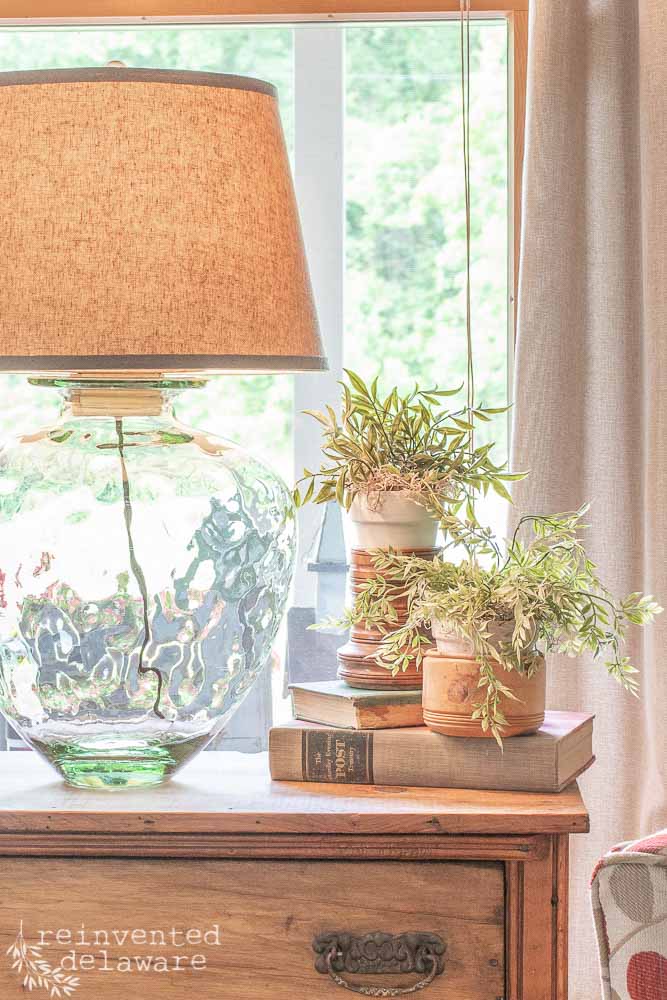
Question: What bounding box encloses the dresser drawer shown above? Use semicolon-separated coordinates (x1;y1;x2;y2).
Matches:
0;858;504;1000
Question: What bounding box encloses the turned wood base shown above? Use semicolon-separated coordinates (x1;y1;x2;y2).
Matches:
337;546;437;690
337;640;422;689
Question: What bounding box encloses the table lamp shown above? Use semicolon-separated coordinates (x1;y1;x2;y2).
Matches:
0;67;325;787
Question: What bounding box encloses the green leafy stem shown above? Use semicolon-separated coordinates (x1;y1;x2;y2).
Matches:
293;369;523;554
325;506;662;744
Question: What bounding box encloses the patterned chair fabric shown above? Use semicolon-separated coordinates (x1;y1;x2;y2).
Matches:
592;831;667;1000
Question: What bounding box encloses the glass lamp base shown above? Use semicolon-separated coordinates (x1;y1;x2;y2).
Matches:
31;729;213;789
0;378;296;787
53;757;172;791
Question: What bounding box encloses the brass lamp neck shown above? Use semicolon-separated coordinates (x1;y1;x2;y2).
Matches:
68;386;167;418
28;376;205;418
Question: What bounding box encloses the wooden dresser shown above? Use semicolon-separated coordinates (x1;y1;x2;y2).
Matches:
0;751;588;1000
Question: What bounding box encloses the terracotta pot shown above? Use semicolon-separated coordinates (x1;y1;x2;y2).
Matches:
421;649;546;737
347;494;439;550
337;546;437;690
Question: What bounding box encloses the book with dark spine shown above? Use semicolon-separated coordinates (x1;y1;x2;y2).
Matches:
269;711;594;793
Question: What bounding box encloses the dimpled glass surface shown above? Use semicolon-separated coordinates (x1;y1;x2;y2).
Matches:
0;381;295;787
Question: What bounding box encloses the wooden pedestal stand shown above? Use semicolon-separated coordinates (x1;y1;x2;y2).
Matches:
337;547;438;689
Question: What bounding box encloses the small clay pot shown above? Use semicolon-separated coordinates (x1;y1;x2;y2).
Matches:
422;649;546;737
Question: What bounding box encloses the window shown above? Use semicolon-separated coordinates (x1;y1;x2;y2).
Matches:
0;4;527;749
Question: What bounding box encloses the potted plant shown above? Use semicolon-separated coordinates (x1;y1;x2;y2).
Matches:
344;506;661;740
294;371;517;688
294;369;517;549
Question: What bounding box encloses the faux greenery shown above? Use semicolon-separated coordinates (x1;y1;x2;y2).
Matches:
336;507;662;743
293;370;521;545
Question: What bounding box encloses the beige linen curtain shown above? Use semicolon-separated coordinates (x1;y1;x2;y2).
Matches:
511;1;666;996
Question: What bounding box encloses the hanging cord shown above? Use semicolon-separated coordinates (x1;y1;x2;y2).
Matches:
115;418;165;719
460;0;474;436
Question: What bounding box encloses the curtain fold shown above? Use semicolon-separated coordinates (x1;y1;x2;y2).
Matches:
511;1;666;996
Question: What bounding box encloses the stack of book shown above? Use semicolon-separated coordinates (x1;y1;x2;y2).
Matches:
269;680;595;793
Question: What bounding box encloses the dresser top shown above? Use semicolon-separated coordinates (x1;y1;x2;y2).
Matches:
0;751;588;836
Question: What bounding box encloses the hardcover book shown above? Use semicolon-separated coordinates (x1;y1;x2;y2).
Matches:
269;711;594;793
289;680;423;730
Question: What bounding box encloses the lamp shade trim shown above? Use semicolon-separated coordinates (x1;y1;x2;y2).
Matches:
0;67;277;98
0;355;329;374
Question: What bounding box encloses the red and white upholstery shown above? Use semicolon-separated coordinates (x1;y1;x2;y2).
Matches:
592;831;667;999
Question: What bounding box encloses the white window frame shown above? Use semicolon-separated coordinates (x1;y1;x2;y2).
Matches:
0;4;527;751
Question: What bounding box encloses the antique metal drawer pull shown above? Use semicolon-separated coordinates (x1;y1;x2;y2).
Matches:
313;932;446;997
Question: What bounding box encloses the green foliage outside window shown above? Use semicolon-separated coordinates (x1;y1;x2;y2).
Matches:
0;21;509;489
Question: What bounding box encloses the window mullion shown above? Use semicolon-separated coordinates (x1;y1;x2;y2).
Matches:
292;23;345;607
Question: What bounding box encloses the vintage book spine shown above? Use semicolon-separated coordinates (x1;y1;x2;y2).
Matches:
292;704;425;729
269;719;595;793
289;684;424;729
351;702;424;729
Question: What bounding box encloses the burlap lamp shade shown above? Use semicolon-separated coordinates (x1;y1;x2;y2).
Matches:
0;67;325;374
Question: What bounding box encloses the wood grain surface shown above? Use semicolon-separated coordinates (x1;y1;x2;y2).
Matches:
0;751;589;836
7;2;530;21
0;857;505;1000
0;753;582;998
0;830;548;859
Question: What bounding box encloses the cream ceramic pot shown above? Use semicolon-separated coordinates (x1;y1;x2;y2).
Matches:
347;493;439;550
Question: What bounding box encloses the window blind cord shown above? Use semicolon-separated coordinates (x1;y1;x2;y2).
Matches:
460;0;474;442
